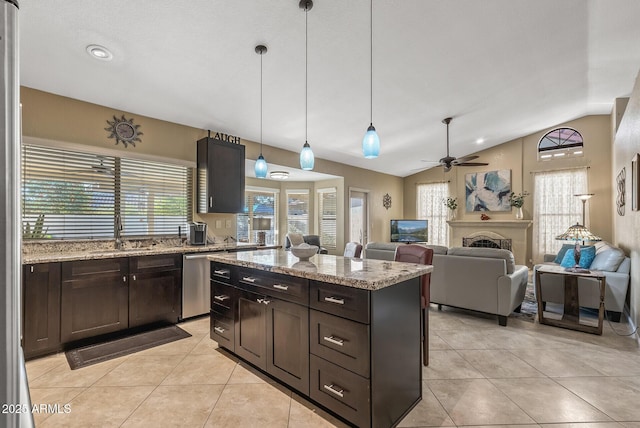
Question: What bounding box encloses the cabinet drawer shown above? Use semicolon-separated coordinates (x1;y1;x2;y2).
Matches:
310;281;370;324
62;257;128;281
211;280;235;318
210;310;234;351
211;262;234;284
310;355;370;428
130;254;181;273
238;268;308;305
310;309;370;378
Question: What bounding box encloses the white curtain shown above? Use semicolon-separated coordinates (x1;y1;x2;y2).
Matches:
417;182;449;246
532;168;588;263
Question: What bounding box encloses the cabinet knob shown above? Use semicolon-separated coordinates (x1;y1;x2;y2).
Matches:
123;276;127;282
132;275;136;281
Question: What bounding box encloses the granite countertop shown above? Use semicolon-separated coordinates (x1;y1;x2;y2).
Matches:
207;249;433;291
22;242;278;264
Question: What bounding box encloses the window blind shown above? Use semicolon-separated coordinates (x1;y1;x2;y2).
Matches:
286;190;309;235
22;144;192;240
318;188;337;249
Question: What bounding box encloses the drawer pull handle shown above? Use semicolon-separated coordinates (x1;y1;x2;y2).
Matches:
214;326;225;334
272;284;289;291
323;384;345;398
324;296;345;305
242;276;256;283
213;269;228;276
323;335;345;346
214;295;229;302
256;298;270;305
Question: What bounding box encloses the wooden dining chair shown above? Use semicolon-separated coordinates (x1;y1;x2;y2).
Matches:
394;244;433;366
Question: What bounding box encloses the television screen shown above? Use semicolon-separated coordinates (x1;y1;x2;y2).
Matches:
390;219;428;243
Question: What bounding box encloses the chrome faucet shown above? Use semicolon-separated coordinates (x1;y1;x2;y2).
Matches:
115;214;123;250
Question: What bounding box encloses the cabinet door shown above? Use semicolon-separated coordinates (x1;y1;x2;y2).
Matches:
129;268;182;328
22;263;61;358
266;298;309;394
197;138;245;214
234;288;267;370
61;258;129;343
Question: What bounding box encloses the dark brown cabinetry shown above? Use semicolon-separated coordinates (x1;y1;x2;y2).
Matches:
129;254;182;328
22;263;61;359
197;137;245;213
61;258;129;343
209;260;422;428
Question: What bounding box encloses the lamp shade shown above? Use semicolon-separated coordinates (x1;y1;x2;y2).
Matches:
300;142;314;170
254;155;268;178
362;124;380;159
252;217;271;231
555;223;601;243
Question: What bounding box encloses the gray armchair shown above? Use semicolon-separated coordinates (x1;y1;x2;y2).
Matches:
285;233;328;254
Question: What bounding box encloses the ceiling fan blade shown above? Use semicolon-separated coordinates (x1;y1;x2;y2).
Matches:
451;155;479;164
457;162;489;167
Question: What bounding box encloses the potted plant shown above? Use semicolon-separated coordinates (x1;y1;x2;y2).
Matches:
508;191;529;219
444;197;458;220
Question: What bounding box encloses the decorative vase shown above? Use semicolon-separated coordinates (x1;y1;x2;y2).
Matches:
515;206;523;219
448;209;456;221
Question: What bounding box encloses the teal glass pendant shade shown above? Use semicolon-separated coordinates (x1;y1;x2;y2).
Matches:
362;123;380;159
300;142;314;170
254;154;268;178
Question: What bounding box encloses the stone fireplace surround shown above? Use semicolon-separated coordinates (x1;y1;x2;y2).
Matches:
448;220;533;265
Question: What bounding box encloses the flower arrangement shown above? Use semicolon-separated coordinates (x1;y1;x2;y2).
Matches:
508;191;529;208
444;197;458;211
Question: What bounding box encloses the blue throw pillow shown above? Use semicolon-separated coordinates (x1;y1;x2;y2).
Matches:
554;243;575;264
560;246;596;269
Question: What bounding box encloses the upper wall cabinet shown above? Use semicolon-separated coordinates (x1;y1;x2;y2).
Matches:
197;137;245;213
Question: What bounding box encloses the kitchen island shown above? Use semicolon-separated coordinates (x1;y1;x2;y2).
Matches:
207;249;432;428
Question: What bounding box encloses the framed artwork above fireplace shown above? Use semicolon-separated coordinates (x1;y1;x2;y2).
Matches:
465;169;511;212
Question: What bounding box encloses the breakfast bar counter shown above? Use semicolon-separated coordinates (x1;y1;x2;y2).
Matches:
206;249;432;428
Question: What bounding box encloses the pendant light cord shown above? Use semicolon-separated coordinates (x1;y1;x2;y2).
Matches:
370;0;373;125
305;4;308;143
260;49;263;154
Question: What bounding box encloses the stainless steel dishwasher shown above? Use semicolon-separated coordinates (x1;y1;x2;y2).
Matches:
182;253;214;319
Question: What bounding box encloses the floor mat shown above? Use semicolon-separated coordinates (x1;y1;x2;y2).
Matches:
65;325;191;370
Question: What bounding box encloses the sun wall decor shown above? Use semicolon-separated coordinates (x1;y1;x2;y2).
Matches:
105;115;143;148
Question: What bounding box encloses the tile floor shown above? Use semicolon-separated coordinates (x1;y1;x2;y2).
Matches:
26;306;640;427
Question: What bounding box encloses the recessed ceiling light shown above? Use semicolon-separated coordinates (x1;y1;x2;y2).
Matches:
86;44;113;61
476;138;485;144
270;171;289;180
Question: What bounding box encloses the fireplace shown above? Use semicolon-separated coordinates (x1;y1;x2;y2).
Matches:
447;220;532;265
463;233;512;251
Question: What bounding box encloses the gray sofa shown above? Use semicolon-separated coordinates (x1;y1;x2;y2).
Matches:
365;242;528;325
534;241;630;321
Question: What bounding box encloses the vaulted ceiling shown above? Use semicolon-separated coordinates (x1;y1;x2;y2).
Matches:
19;0;640;177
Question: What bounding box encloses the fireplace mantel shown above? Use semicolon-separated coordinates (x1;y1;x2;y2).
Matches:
447;220;532;265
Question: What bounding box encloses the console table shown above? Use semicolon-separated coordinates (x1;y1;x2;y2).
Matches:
534;264;605;335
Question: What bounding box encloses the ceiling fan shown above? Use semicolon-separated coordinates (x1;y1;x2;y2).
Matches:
426;117;489;172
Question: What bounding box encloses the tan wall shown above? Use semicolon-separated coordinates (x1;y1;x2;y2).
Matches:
613;70;640;328
404;114;613;266
20;87;402;247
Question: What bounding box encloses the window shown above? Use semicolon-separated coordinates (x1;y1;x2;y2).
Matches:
538;127;584;161
416;182;449;246
22;144;192;240
532;168;588;262
237;187;278;245
317;188;337;249
286;189;309;235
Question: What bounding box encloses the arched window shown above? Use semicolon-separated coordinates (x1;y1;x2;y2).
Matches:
537;127;584;161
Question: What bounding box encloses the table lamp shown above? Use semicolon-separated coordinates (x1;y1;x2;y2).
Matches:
555;223;601;273
253;218;271;246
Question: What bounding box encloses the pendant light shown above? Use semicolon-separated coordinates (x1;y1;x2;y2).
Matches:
299;0;315;171
362;0;380;159
254;44;268;178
